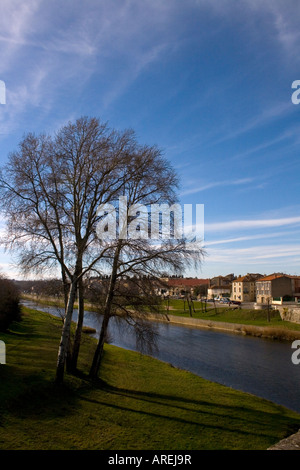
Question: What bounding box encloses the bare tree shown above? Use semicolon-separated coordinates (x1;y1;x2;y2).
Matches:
0;116;205;384
0;117;136;383
89;147;204;378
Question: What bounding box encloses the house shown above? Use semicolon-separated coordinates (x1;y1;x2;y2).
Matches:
210;274;235;287
231;273;262;302
256;273;297;304
207;273;234;299
292;277;300;302
157;278;210;298
207;285;232;300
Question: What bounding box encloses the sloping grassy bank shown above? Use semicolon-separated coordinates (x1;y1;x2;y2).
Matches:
163;299;291;326
159;300;300;341
0;307;300;450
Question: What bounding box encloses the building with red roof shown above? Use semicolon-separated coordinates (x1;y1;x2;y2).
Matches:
256;273;300;304
231;273;262;302
158;277;210;297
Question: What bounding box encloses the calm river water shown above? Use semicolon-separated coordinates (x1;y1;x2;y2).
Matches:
23;300;300;413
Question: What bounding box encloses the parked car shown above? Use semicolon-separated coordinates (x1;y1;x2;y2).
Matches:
219;297;230;303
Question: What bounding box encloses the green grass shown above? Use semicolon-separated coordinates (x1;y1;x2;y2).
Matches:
162;299;300;331
0;307;300;450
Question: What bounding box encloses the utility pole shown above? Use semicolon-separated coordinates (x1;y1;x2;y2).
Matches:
267;297;271;322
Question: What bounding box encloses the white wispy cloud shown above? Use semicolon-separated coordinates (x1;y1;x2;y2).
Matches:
180;178;253;197
205;216;300;233
263;1;300;55
195;0;300;57
214;102;294;147
204;230;297;247
0;0;185;135
229;127;296;161
0;0;42;72
101;43;170;109
207;243;300;266
1;0;297;138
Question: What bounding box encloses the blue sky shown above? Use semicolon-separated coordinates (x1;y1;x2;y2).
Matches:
0;0;300;279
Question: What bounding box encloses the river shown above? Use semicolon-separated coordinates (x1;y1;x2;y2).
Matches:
22;299;300;414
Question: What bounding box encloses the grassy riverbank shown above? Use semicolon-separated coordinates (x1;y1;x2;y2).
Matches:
159;300;300;341
1;306;300;450
162;298;297;326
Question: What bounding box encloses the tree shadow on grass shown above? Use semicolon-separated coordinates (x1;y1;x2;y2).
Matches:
1;368;80;420
2;366;299;449
77;376;300;442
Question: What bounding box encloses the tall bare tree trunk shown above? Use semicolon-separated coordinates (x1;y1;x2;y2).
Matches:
88;299;112;379
69;276;84;372
55;280;77;384
89;243;121;379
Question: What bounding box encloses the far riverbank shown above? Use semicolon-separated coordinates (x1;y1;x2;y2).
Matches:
145;312;300;341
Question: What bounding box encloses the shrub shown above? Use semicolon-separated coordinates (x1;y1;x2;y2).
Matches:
0;277;21;331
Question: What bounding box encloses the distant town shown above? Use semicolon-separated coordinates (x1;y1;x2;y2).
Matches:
156;273;300;307
16;272;300;308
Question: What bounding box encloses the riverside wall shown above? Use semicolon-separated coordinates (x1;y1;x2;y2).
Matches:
278;305;300;324
146;312;247;333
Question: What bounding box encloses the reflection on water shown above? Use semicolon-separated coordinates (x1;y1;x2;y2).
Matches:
23;300;300;413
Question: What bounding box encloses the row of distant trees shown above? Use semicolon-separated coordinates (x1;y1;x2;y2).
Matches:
0;116;204;384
